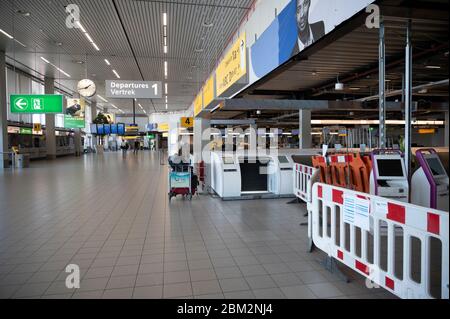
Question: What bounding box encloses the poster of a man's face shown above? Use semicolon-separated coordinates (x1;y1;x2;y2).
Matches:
296;0;325;51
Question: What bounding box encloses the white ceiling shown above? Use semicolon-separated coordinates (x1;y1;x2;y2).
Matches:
0;0;253;113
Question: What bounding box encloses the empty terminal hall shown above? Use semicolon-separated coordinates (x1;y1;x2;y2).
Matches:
0;0;448;305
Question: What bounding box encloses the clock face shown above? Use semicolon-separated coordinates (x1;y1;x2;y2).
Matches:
77;79;96;97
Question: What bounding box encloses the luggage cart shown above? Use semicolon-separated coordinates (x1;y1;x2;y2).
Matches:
168;164;193;201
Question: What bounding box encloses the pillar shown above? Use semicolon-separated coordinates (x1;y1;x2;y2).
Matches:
299;110;312;149
74;129;82;156
194;117;210;193
445;111;449;147
91;101;97;147
0;51;8;168
44;77;56;160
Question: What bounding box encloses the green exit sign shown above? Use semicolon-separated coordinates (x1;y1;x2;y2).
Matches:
10;94;63;114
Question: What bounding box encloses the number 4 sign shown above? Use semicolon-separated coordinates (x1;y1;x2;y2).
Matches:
181;117;193;128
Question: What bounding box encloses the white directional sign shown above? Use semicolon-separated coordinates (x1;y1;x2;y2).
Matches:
15;98;28;110
105;80;162;99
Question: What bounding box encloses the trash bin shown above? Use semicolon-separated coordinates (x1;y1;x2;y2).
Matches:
15;154;30;168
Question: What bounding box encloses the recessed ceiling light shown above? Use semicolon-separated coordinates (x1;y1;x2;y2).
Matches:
349;87;361;90
425;65;441;69
163;13;167;26
73;60;84;64
202;21;214;28
194;48;203;53
16;10;31;17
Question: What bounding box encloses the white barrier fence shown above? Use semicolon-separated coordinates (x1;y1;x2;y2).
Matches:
293;164;319;203
307;182;449;299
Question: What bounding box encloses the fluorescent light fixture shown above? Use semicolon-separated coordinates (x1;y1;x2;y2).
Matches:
165;96;168;103
104;59;111;65
92;43;100;51
56;67;71;78
425;65;441;69
75;21;87;33
163;37;167;46
163;26;167;37
97;95;108;102
164;46;168;54
14;39;26;47
84;32;93;43
165;104;168;110
40;57;50;63
165;83;168;94
163;13;167;26
349;87;361;90
164;61;168;78
112;69;120;79
310;119;444;125
0;28;13;39
111;104;118;109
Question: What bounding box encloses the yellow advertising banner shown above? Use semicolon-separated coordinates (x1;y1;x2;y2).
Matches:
158;123;169;132
194;93;203;117
180;117;193;128
203;75;215;108
216;33;247;96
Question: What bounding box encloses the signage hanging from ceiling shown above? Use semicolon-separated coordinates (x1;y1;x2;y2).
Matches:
203;75;215;108
180;117;193;128
105;80;162;99
193;93;203;117
10;94;63;114
64;98;85;128
216;32;247;97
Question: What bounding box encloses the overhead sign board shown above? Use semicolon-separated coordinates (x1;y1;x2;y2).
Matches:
203;75;215;108
19;127;33;135
158;123;169;132
216;33;247;96
105;80;162;99
193;93;203;117
10;94;63;114
181;117;193;128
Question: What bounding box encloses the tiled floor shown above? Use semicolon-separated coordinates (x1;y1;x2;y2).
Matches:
0;152;396;299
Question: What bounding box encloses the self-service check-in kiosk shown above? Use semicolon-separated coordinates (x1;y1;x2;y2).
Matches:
211;151;296;200
411;149;449;211
267;154;295;196
369;150;409;202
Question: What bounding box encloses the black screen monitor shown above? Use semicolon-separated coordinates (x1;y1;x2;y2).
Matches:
278;156;289;164
377;159;404;178
426;157;447;177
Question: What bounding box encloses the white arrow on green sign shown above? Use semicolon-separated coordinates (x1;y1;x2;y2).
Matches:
10;94;63;114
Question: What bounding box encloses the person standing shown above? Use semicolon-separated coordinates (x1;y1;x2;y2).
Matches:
134;140;140;154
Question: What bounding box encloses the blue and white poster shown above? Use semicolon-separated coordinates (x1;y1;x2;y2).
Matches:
249;0;374;83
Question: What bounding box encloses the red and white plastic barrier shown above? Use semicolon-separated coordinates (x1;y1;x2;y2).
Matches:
293;164;319;203
308;182;449;299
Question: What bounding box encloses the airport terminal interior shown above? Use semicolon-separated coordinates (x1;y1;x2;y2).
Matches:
0;0;449;301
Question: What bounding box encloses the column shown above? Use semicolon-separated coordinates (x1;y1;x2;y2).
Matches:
74;129;82;156
91;101;97;148
299;110;312;149
0;51;8;168
445;111;449;147
44;77;56;160
194;117;210;193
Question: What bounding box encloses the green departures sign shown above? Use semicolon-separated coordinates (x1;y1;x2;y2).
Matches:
10;94;63;114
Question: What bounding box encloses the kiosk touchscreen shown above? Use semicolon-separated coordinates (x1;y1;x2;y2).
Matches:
411;149;449;211
369;152;409;202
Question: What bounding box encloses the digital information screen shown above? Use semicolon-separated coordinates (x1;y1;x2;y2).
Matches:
117;123;125;136
278;156;289;164
111;124;118;134
426;157;447;177
377;159;404;177
103;124;111;135
90;123;97;134
96;124;104;135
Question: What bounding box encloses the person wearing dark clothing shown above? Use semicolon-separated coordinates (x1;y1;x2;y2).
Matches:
134;140;140;154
